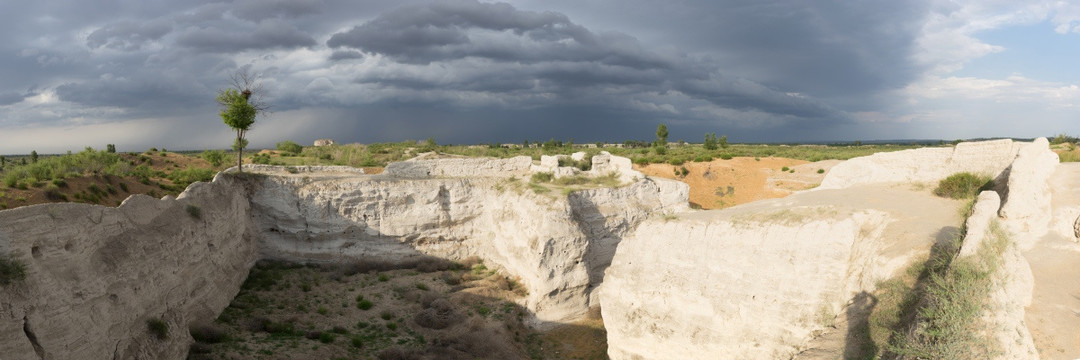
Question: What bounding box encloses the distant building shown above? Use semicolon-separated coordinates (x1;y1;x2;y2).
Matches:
314;139;335;147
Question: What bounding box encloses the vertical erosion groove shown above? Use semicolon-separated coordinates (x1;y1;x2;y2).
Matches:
23;315;45;360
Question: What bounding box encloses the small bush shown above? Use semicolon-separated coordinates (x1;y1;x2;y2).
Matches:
817;169;825;174
147;318;169;340
201;150;226;167
318;331;336;343
380;311;393;320
185;204;201;219
781;166;789;171
43;184;66;201
119;182;128;192
933;173;993;199
0;256;27;285
276;140;304;154
530;172;553;183
357;299;374;310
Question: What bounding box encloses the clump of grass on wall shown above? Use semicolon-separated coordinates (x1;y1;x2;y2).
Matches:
933;173;993;199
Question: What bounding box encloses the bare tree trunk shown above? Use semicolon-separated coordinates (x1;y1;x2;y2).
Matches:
237;129;243;172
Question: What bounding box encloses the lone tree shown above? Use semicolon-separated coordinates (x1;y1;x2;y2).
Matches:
217;69;269;172
654;123;669;154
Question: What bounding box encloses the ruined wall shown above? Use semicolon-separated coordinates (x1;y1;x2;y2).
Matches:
0;175;257;360
819;139;1022;189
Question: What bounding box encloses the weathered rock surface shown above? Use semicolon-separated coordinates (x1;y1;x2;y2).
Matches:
0;154;686;358
247;169;686;324
818;139;1021;190
0;175;256;360
956;191;1038;360
603;183;964;359
999;138;1059;243
604;139;1060;360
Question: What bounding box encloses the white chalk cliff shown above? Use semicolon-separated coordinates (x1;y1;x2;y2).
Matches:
602;139;1058;359
0;153;686;359
0;140;1067;359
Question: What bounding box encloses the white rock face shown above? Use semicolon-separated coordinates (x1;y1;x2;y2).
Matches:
248;172;688;324
603;139;1059;360
0;176;256;360
603;206;891;359
818;139;1021;189
383;155;533;178
956;191;1038;360
0;154;688;358
998;138;1059;242
602;182;966;360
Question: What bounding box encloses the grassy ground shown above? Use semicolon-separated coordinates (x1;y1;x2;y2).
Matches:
860;185;1007;359
188;258;606;360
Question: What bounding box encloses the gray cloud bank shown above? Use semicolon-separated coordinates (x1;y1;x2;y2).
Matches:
0;0;1027;154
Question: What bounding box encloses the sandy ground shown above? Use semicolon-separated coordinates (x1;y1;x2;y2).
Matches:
1024;163;1080;359
636;157;841;209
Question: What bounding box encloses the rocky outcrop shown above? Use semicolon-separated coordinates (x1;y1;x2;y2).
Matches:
998;138;1059;242
247;168;686;324
603;139;1058;360
603;207;891;359
0;175;256;360
383;155;533;178
956;191;1038;359
0;153;686;359
819;139;1021;189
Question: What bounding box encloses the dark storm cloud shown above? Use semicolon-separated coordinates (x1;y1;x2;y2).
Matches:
232;0;323;22
328;49;364;61
327;0;838;120
326;0;670;69
540;0;930;101
86;20;172;51
54;74;210;112
175;19;317;53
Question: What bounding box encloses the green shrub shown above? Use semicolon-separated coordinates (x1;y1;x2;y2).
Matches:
817;169;825;174
781;166;789;172
43;184;66;201
276;141;303;154
167;167;215;189
530;172;553;183
119;182;128;192
933;173;993;199
0;256;27;285
185;204;201;219
358;296;375;309
147;318;169;340
201;150;226;167
1060;151;1080;163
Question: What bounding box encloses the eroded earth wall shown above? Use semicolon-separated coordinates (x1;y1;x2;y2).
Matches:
0;175;257;360
247;170;687;324
0;155;687;358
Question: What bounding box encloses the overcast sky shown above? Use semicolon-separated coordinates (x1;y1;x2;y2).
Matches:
1;0;1078;153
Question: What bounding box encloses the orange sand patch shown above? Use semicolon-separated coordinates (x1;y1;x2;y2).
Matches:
636;157;840;209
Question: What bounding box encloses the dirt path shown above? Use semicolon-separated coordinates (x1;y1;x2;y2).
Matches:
1024;163;1080;359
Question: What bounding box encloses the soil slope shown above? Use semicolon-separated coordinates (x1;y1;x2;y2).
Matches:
635;157;840;209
